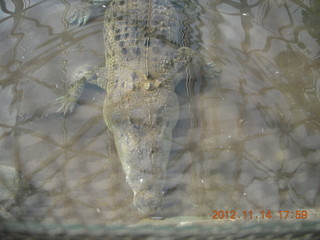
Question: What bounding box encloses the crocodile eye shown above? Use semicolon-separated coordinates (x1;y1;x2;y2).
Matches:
129;117;143;129
155;116;163;125
129;117;138;126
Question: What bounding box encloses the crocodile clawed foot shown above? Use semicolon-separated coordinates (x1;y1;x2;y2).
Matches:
67;4;93;26
56;95;77;116
203;61;221;79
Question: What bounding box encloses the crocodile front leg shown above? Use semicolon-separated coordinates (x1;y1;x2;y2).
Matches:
56;66;107;115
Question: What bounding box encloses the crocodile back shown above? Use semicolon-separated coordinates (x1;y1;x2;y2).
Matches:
104;0;182;96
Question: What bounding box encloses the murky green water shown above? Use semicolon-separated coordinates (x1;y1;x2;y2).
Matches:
0;0;319;230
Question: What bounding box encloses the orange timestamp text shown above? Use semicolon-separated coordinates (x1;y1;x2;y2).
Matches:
211;210;310;220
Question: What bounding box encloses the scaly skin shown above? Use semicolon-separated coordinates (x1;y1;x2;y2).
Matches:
57;0;193;216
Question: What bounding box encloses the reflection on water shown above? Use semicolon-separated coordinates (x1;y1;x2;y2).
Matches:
0;0;319;227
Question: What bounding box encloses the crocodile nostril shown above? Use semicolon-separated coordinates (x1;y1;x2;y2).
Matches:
150;147;159;155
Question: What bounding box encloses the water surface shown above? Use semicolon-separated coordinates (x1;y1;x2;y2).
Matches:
0;0;319;225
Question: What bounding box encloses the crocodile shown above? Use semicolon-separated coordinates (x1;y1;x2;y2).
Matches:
57;0;193;216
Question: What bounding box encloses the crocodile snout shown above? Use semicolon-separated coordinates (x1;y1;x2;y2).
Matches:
133;189;163;215
112;126;172;215
104;88;179;216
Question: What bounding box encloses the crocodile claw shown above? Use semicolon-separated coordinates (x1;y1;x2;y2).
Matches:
68;15;89;26
204;61;221;79
67;4;93;26
56;95;76;116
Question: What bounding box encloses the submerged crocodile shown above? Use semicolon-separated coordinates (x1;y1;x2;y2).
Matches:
57;0;192;216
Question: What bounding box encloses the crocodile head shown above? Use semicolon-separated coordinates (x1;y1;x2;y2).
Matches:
104;88;179;215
